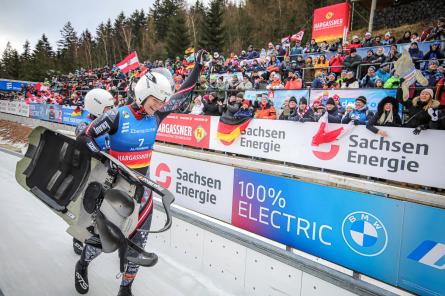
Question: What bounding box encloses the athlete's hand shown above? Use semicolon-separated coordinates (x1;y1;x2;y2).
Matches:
195;49;209;66
77;134;101;155
412;126;423;135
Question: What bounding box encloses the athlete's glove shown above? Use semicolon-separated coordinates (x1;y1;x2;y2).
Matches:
195;49;209;66
428;108;439;121
77;133;101;155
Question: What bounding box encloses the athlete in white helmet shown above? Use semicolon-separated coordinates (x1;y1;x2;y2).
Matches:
75;49;208;296
72;88;115;256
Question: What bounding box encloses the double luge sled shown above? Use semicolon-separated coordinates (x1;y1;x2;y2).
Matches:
15;126;174;271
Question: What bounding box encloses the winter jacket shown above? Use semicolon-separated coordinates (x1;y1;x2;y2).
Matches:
247;50;260;60
342;55;362;72
288;107;316;122
435;77;445;107
326;106;342;123
314;61;330;76
401;96;440;129
219;102;240;122
370;53;386;65
421;69;444;87
423;46;444;61
384;76;401;88
290;46;303;60
341;106;374;125
279;107;297;120
284;78;303;90
361;39;373;48
329;55;345;74
360;74;378;88
203;100;221;116
254;102;277;119
375;69;391;83
408;48;424;62
366;96;402;134
341;78;359;88
234;107;253;120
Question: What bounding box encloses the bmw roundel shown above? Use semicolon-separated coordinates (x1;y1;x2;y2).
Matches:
342;211;388;257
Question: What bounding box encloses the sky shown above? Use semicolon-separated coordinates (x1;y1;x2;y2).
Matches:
0;0;203;54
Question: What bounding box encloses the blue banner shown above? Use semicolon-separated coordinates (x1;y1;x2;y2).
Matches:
245;89;310;112
61;106;89;126
0;80;29;91
29;103;43;119
231;168;445;295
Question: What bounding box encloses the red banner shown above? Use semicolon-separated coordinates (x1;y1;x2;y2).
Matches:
312;2;351;42
156;114;211;148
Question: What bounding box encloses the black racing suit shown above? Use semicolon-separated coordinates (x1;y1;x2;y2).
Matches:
77;62;202;287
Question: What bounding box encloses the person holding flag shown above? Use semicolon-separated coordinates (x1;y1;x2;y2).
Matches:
74;49;208;296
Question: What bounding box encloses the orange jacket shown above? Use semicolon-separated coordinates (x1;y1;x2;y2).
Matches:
255;103;277;119
285;78;303;90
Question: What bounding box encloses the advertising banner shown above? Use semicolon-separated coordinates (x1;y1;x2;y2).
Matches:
156;113;211;148
0;80;28;91
312;2;351;42
44;104;63;123
244;89;310;113
29;103;43;119
0;101;8;113
150;152;234;223
232;168;403;284
398;203;445;296
309;89;397;113
61;107;89;126
0;101;30;116
209;118;445;189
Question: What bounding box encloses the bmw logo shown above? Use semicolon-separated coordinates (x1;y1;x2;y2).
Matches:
342;211;388;257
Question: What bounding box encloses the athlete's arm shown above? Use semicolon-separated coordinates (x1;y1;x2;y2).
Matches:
156;50;207;123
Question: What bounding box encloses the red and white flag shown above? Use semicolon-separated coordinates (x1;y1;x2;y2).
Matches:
281;35;290;44
116;52;140;73
312;112;354;146
291;30;305;42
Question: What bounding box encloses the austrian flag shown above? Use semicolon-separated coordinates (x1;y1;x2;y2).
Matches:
116;52;140;73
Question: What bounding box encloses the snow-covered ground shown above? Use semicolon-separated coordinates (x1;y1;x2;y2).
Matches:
0;151;231;296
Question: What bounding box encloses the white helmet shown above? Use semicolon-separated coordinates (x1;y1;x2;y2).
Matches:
134;72;174;107
84;88;115;117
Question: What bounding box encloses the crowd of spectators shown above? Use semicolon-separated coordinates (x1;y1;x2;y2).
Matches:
1;18;445;133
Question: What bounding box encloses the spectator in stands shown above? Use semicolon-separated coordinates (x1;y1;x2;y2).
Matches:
400;88;439;134
326;73;339;88
187;95;204;115
366;96;402;137
239;50;248;60
314;55;329;76
361;32;373;48
311;98;321;113
254;94;277;119
382;32;393;45
342;103;355;122
325;97;342;123
411;32;420;43
218;94;240;122
237;75;253;91
348;35;362;49
279;97;290;119
303;57;315;82
422;60;444;87
370;47;386;65
234;99;253;120
227;75;241;95
375;79;384;88
360;66;378;87
398;31;412;44
362;49;375;64
203;92;221;116
253;73;268;90
268;54;281;72
435;76;445;108
290;41;303;61
289;97;315;122
266;72;284;90
329;51;345;75
266;42;277;57
215;76;226;99
341;71;359;88
386;45;401;62
248;59;264;72
276;44;286;57
247;45;260;59
372;36;383;47
285;71;304;89
311;72;325;89
376;63;391;83
341;96;374;125
328;39;342;52
428;18;445;50
384;73;401;88
336;70;348;85
408;42;424;68
308;39;320;53
279;96;297;120
423;42;444;61
342;48;362;74
294;55;305;72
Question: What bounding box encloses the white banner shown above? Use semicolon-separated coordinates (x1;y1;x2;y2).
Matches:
0;101;7;113
0;101;29;116
150;152;234;223
209;117;445;189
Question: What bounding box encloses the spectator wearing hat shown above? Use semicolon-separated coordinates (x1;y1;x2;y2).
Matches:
375;79;384;88
253;73;268;90
362;49;375;64
382;32;393;45
285;71;304;89
279;96;298;120
376;63;391;83
247;59;264;72
366;96;402;137
329;51;345;75
324;97;342;123
234;100;253;120
336;70;348;85
397;31;412;44
266;72;284;90
237;75;253;91
202;92;222;116
311;72;326;89
219;94;240;122
423;43;444;61
400;88;440;134
254;94;277;119
341;96;374;125
384;73;401;89
421;60;444;87
386;44;401;62
342;103;355;122
227;74;241;96
360;66;378;88
239;50;248;60
247;45;260;59
289;97;315;122
341;71;359;88
326;73;339;88
361;32;373;48
188;95;205;115
350;35;362;49
342;48;362;73
408;42;424;68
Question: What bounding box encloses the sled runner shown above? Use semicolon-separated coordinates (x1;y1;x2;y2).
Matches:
15;126;174;271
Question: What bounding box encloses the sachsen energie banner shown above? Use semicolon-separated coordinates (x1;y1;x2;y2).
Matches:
312;2;351;42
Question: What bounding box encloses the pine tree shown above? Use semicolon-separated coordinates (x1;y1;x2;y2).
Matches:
150;0;181;41
201;0;225;53
166;8;190;58
189;0;206;48
31;34;55;81
19;40;33;80
57;22;78;73
1;42;20;79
